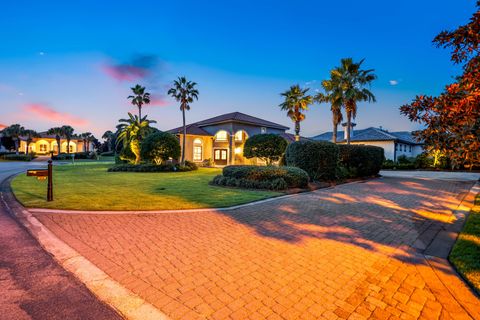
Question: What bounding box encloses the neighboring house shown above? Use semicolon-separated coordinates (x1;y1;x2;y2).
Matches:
18;132;91;155
167;112;295;165
312;123;424;161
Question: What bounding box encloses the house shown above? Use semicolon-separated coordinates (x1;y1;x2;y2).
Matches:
18;132;91;155
311;123;424;161
167;112;294;165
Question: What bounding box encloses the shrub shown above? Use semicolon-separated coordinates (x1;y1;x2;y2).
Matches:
177;160;198;172
119;144;136;164
140;132;181;164
337;145;384;177
212;174;289;191
100;151;115;157
243;134;288;165
107;162;196;173
220;165;309;188
201;158;214;167
285;141;338;181
2;153;35;161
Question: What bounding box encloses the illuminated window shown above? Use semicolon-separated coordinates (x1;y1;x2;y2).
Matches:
193;138;202;161
39;144;48;152
215;130;228;141
235;131;243;141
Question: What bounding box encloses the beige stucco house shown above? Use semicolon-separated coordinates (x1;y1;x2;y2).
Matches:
18;132;91;155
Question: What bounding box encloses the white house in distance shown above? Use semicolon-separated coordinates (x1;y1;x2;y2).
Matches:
312;123;424;161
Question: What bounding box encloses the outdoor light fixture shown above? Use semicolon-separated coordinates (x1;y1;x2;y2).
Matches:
234;147;242;154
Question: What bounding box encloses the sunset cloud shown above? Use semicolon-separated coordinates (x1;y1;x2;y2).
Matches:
102;54;163;82
149;95;169;107
23;103;89;126
0;123;7;130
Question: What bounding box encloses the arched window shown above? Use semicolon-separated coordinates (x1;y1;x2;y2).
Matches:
193;138;203;161
215;130;228;141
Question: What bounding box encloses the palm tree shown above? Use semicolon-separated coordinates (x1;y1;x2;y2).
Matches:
116;113;156;164
80;132;92;152
315;76;344;143
47;127;64;154
279;85;313;141
128;84;150;119
61;125;75;154
102;130;115;152
23;129;39;155
331;58;376;144
168;76;199;164
3;124;25;154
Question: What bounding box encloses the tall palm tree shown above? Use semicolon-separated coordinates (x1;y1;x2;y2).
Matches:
116;113;156;164
331;58;376;144
61;125;75;154
47;127;64;154
168;76;199;164
279;85;313;141
3;124;25;154
80;132;92;152
128;84;150;119
23;129;39;155
102;130;115;152
315;76;344;143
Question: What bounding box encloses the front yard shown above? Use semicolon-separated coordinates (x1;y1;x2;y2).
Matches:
11;164;281;210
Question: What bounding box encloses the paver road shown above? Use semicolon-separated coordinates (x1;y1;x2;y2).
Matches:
34;176;479;319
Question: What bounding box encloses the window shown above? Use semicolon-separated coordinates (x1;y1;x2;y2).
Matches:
234;131;243;141
261;127;267;134
215;130;228;141
193;139;202;161
39;144;48;152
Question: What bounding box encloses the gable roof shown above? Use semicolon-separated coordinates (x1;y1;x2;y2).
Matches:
312;127;423;145
168;112;289;134
167;124;213;136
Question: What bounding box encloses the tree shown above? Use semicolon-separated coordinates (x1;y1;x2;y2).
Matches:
116;113;157;164
330;58;376;144
23;129;39;155
168;76;199;164
3;124;25;154
279;85;313;141
315;75;344;143
400;2;480;169
140;131;181;164
128;84;150;119
61;125;75;154
47;127;64;154
102;130;115;152
80;132;92;152
243;134;288;165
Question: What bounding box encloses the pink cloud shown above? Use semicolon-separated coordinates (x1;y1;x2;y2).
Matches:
23;103;89;126
149;95;169;107
102;64;148;81
0;123;6;130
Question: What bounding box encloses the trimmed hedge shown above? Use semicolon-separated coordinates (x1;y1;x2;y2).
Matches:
140;132;181;164
243;134;288;165
211;165;309;190
108;160;197;173
51;152;97;160
2;153;35;161
337;145;384;177
285;141;338;181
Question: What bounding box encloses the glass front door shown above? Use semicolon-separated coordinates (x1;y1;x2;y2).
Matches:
214;149;228;165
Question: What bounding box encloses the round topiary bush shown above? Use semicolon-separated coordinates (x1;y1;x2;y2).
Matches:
243;134;288;165
285;141;338;181
140;132;181;164
337;144;384;177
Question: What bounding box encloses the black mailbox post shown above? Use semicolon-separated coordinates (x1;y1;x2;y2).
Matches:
27;160;53;201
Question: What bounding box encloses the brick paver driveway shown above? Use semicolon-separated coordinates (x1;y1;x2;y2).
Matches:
34;177;479;319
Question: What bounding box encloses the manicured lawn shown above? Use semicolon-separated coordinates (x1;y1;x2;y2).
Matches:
449;194;480;294
11;164;281;210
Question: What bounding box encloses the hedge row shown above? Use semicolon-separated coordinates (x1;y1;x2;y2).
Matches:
211;165;309;190
284;141;384;181
108;161;198;172
51;152;97;160
1;153;36;161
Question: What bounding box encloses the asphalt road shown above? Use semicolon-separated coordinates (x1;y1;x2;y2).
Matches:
0;161;122;320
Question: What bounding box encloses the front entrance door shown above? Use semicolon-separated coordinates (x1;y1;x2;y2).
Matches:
214;149;228;165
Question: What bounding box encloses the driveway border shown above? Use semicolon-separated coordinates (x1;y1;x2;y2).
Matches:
0;175;170;320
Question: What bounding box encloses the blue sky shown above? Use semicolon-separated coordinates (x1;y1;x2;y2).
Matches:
0;0;475;138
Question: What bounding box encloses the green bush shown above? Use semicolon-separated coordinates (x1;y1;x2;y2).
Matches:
108;162;198;172
219;165;309;189
285;141;338;181
212;174;289;191
100;151;115;156
2;153;35;161
337;145;384;177
119;144;136;164
243;134;288;165
177;160;198;172
140;132;181;164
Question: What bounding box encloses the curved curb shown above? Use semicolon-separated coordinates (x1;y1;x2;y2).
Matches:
0;176;170;320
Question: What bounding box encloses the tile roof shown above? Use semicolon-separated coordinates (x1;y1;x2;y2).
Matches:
279;132;312;143
166;124;213;136
168;112;289;133
311;127;423;145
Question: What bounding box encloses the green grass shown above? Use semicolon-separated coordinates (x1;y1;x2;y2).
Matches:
449;194;480;294
11;164;281;211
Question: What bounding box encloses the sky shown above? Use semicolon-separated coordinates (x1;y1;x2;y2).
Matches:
0;0;476;138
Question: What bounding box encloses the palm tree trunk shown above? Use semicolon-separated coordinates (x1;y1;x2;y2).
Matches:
346;110;352;145
26;141;30;155
15;139;19;154
56;137;61;154
332;121;338;144
181;107;186;164
295;121;300;141
67;139;70;154
139;104;142;120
